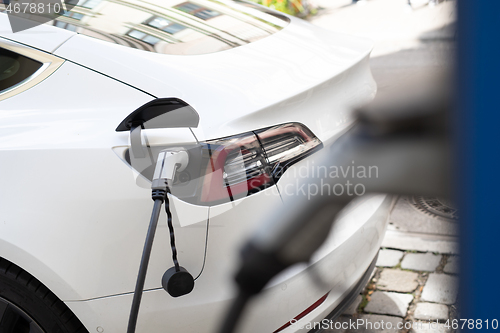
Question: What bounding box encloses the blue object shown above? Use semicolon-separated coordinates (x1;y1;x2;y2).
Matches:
457;0;500;326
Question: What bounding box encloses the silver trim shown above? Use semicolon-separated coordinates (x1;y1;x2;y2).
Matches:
0;38;65;101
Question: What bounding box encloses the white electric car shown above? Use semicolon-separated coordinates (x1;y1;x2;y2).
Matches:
0;0;392;332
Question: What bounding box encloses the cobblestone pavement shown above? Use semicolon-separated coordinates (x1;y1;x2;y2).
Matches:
326;197;459;333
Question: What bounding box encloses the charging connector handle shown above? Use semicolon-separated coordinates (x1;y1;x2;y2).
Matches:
127;149;188;333
152;150;188;191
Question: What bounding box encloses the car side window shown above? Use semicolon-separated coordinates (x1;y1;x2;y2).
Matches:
0;41;64;101
0;47;43;93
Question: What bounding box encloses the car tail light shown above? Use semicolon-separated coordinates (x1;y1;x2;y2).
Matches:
122;122;321;206
201;132;273;203
199;123;322;205
256;123;322;182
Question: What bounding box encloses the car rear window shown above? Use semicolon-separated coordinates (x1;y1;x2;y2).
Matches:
48;0;290;55
0;48;43;93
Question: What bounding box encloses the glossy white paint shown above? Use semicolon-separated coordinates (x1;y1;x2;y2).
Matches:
63;191;391;333
53;16;376;142
0;59;207;301
0;7;386;333
0;13;75;52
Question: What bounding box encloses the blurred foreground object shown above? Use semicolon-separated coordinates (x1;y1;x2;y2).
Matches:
218;72;452;333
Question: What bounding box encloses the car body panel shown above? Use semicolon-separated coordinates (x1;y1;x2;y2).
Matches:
53;16;375;142
0;59;209;301
64;192;391;333
0;4;386;332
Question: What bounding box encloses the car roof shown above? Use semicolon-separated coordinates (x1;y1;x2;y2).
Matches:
1;0;289;55
0;13;76;53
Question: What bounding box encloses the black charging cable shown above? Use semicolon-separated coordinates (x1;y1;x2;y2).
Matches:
127;150;194;333
165;197;180;272
127;188;168;333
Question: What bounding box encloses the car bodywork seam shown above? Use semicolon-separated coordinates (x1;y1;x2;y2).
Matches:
193;207;211;281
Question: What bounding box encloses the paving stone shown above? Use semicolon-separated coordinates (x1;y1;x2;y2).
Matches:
343;295;362;316
421;273;458;304
414;302;449;321
411;322;450;333
364;291;413;317
377;249;404;267
401;253;441;272
382;230;459;254
443;256;459;274
377;269;419;292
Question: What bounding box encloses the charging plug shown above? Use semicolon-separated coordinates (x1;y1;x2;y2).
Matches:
151;149;189;192
149;148;195;298
127;148;193;332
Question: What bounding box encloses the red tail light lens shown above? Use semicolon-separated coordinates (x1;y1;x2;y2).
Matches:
199;123;321;205
256;123;322;182
201;132;273;204
123;122;321;206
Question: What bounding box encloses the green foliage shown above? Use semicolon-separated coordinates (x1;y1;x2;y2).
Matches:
253;0;317;18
